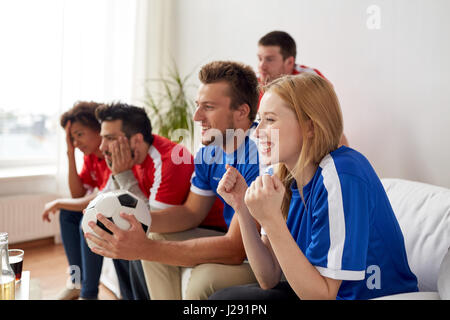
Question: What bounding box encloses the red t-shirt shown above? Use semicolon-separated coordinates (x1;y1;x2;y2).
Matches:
79;154;111;191
199;197;226;231
131;134;227;230
132;134;193;208
257;64;327;107
292;64;326;78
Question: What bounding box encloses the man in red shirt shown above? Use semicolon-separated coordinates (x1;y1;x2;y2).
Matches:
257;31;325;88
257;31;348;146
93;103;224;299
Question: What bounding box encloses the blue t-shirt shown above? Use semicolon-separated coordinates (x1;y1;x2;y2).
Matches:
286;146;418;299
191;124;263;228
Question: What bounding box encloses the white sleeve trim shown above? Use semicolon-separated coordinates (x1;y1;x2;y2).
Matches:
315;266;365;281
190;184;216;197
319;154;346;271
149;199;177;210
148;146;163;206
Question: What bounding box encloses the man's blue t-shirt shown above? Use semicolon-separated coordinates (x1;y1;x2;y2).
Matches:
190;124;263;228
285;146;418;299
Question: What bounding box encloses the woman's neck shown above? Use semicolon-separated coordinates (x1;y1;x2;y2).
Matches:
291;162;318;189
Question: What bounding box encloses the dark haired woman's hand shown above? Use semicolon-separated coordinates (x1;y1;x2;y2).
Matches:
64;121;75;157
42;199;60;223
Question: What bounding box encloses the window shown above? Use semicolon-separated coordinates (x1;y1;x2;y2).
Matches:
0;0;137;178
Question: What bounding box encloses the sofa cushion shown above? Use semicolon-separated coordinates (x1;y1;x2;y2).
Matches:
381;178;450;292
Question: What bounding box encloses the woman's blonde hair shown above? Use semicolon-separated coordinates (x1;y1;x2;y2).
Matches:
263;73;343;218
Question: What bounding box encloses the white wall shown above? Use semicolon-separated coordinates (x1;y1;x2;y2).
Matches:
170;0;450;188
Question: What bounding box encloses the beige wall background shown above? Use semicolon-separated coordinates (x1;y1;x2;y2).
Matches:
163;0;450;188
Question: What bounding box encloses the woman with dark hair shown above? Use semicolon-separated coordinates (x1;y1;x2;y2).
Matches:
42;101;110;300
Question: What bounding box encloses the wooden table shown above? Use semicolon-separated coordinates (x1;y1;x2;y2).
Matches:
15;271;30;300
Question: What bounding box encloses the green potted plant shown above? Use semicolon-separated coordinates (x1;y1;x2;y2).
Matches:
142;63;196;152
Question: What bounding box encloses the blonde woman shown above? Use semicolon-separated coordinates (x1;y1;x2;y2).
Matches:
211;73;418;300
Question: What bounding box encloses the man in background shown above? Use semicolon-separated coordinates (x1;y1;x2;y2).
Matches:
257;30;326;89
257;30;348;146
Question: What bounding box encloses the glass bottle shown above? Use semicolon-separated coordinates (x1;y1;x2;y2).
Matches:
0;232;15;300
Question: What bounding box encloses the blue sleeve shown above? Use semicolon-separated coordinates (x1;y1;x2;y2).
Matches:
305;174;370;281
190;148;215;196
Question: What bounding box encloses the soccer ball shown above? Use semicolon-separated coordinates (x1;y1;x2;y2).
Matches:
81;190;151;249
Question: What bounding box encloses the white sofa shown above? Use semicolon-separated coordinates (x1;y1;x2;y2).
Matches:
101;178;450;300
374;178;450;299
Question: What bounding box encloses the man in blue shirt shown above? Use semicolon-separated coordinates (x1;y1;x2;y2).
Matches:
86;60;263;299
191;122;261;228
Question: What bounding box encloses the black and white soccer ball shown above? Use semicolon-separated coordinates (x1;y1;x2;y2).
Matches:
81;190;151;249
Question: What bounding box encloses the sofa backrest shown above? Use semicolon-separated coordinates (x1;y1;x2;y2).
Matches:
381;178;450;292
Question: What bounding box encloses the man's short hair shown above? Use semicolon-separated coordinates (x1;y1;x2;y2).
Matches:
199;60;259;122
95;102;154;145
60;101;102;132
258;30;297;60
